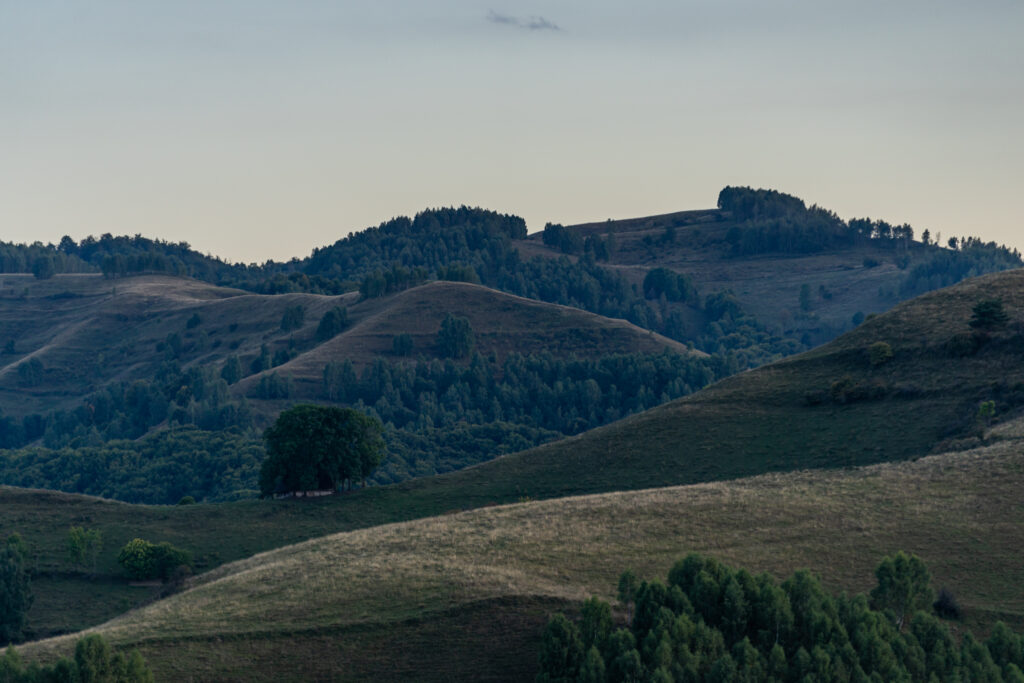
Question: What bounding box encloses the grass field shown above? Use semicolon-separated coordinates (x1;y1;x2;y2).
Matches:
19;426;1024;680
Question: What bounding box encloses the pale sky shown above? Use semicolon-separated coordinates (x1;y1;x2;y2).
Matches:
2;1;1021;264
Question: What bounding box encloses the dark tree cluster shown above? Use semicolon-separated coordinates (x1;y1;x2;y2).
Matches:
0;634;153;682
899;246;1022;298
538;552;1024;682
717;187;808;221
643;268;697;304
543;223;585;255
1;361;254;451
258;404;384;495
0;538;32;646
0;427;263;504
716;187;1022;279
323;351;725;439
436;314;475;359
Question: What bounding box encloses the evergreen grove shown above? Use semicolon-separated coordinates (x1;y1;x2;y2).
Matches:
537;552;1024;682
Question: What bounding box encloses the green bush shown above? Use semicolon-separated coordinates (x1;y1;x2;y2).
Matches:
868;341;894;366
118;539;192;581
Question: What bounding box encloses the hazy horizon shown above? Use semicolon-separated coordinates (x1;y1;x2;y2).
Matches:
2;0;1021;264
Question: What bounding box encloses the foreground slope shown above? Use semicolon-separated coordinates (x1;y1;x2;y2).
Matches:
21;429;1024;680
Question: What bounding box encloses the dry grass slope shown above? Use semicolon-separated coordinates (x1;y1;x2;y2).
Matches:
0;275;690;419
20;427;1024;680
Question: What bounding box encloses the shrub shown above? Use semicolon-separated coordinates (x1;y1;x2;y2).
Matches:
118;539;192;581
393;333;414;356
970;298;1009;331
868;341;894;366
947;332;983;357
933;588;962;620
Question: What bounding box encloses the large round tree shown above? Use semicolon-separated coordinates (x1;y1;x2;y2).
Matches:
259;404;384;497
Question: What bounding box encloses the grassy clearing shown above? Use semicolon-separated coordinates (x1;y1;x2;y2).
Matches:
19;431;1024;679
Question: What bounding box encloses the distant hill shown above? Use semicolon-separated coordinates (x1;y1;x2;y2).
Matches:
351;267;1024;504
0;274;722;500
9;191;1018;369
237;280;696;397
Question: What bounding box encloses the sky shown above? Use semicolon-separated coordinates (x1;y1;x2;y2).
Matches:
1;0;1021;264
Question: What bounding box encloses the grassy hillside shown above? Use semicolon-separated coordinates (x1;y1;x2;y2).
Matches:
19;431;1024;680
367;267;1024;501
0;275;686;419
545;205;1020;348
237;280;695;397
5;268;1024;644
0;274;723;501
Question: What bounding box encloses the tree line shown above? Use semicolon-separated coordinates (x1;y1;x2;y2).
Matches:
0;348;727;502
538;552;1024;682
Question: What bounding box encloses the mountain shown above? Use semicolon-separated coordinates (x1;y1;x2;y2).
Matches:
9;190;1019;369
352;267;1024;502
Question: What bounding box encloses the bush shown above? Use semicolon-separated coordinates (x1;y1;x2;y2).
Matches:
392;333;414;356
118;539;192;581
280;305;305;332
868;341;894;366
947;332;983;357
933;588;963;620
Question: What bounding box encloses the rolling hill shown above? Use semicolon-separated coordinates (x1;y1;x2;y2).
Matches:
237;280;696;398
17;431;1024;680
5;268;1023;657
0;275;688;420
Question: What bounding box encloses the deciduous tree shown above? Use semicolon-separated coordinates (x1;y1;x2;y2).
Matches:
259;404;384;496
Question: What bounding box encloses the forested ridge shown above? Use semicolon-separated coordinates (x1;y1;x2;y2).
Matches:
0;349;726;502
5;190;1018;364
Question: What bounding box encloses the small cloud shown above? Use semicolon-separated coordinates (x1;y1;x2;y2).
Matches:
487;10;520;26
525;16;560;31
487;10;562;32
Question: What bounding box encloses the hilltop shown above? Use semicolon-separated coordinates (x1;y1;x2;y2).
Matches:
0;274;687;416
238;280;695;397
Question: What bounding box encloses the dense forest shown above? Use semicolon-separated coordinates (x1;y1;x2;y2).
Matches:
538;552;1024;682
0;350;727;502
